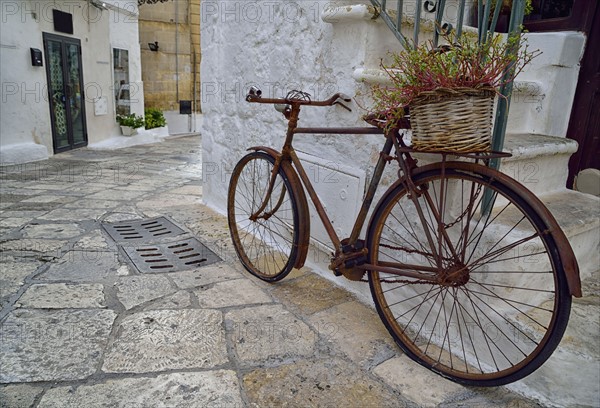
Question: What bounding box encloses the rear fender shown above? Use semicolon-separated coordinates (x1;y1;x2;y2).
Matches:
248;146;310;269
371;161;582;297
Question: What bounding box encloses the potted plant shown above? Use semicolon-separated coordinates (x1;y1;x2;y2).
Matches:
369;32;538;152
116;113;145;136
144;108;167;129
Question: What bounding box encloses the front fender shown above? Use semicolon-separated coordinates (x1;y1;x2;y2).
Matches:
247;146;310;269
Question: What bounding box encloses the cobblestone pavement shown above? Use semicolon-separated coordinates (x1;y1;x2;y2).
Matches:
1;136;543;407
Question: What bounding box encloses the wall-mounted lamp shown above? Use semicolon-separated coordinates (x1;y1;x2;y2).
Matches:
148;42;159;52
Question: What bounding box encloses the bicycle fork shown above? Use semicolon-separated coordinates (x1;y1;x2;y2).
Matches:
393;141;464;274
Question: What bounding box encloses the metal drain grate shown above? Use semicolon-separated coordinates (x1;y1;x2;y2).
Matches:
122;237;221;273
102;217;185;242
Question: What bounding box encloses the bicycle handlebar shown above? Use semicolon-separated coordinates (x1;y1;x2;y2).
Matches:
246;87;352;111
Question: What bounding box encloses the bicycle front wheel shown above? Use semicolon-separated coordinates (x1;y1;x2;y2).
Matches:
228;151;299;282
367;162;571;386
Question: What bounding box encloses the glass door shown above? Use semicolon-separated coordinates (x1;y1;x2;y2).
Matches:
43;33;87;153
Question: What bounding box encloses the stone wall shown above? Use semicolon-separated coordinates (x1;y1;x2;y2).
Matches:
200;0;384;222
138;0;200;113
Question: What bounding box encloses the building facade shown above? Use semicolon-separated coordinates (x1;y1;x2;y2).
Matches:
138;0;201;134
0;0;145;164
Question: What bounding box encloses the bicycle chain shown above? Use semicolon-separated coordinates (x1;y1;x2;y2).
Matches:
361;244;436;285
355;182;483;286
380;243;432;259
359;276;434;285
443;184;483;230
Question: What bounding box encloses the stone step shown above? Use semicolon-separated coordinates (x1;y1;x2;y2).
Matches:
500;133;578;195
506;189;599;407
490;187;599;279
536;189;600;280
505;32;585;138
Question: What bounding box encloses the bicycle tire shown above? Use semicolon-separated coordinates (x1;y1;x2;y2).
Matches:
367;162;571;386
228;151;299;282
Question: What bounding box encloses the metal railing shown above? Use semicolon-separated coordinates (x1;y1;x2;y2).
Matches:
369;0;527;163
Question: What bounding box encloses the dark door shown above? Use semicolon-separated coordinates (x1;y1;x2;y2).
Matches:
564;3;600;187
43;33;87;153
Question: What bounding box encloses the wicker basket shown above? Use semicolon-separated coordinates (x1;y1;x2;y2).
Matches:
410;87;496;153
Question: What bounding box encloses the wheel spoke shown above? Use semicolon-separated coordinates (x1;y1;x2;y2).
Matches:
368;165;568;385
228;153;298;281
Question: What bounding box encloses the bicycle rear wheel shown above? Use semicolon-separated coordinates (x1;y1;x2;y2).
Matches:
228;151;299;282
367;162;571;386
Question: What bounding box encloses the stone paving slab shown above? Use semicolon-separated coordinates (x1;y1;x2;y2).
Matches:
0;239;67;257
114;275;177;310
0;218;31;229
102;309;228;373
37;208;108;222
143;290;192;310
308;300;397;368
0;210;48;219
373;355;466;407
0;384;43;408
269;273;354;315
442;388;543;408
0;261;41;308
73;230;110;250
20;195;63;203
243;357;406;407
37;250;119;282
16;283;105;309
0;309;116;382
136;193;203;210
87;189;146;201
62;199;123;209
225;304;317;365
169;264;241;289
195;278;272;308
36;371;243;408
20;223;84;239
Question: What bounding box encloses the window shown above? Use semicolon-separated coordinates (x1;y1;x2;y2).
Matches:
113;48;130;116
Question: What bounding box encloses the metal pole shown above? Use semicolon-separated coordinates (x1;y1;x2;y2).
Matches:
482;0;526;216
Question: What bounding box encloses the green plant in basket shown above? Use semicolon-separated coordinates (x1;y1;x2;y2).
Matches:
144;108;167;129
116;113;145;129
370;32;538;152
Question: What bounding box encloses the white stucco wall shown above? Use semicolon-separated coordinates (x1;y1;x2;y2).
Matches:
1;1;56;160
0;0;144;163
201;0;586;221
201;0;385;219
107;0;144;119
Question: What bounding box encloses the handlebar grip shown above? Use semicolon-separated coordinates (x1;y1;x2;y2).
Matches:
246;86;262;101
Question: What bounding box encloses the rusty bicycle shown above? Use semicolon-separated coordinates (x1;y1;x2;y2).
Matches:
226;87;581;386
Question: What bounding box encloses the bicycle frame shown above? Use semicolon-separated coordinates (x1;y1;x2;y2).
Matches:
249;100;443;282
245;91;582;295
